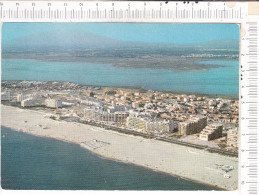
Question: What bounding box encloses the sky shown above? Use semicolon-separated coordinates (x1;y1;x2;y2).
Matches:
2;23;239;44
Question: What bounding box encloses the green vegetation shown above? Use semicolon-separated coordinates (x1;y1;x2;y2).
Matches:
169;134;182;139
218;143;227;149
50;116;56;120
1;101;22;108
59;116;69;120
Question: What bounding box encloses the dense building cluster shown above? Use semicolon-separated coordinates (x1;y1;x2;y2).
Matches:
1;81;239;151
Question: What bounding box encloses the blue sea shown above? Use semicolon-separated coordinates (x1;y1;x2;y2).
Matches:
1;58;239;95
1;127;218;190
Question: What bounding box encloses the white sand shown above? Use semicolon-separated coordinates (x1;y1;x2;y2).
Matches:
1;105;238;190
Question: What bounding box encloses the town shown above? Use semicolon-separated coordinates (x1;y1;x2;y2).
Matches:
1;81;239;155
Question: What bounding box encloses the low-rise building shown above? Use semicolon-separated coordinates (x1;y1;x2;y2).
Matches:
199;123;223;141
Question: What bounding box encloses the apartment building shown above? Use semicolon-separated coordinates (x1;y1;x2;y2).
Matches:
227;128;238;149
178;116;207;135
199;123;223;141
1;92;11;101
21;98;45;107
126;116;174;133
45;98;63;108
84;107;129;124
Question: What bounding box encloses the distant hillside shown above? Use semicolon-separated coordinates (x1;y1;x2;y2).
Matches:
2;31;127;50
186;39;239;50
2;30;239;51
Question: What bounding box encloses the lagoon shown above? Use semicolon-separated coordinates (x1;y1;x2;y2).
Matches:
1;58;238;95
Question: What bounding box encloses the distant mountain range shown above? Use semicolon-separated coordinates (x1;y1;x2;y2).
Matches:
2;30;239;51
185;39;239;49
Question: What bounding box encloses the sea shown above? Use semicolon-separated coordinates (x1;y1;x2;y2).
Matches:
1;58;237;190
1;127;218;190
1;58;239;95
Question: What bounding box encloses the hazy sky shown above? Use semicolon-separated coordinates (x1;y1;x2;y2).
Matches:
2;23;239;44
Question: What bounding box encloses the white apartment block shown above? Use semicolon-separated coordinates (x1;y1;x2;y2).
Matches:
1;92;11;101
84;107;129;124
126;116;174;133
45;98;62;108
21;98;45;107
17;93;31;102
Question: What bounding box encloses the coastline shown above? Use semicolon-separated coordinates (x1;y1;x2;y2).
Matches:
2;80;239;100
1;105;238;190
2;126;223;191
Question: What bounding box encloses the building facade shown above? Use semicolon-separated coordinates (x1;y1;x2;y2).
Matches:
45;98;62;108
126;116;174;133
178;116;207;135
21;98;45;107
227;128;238;149
84;107;129;124
199;123;223;141
1;92;11;101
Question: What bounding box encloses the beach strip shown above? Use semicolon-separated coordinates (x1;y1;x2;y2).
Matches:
1;105;238;190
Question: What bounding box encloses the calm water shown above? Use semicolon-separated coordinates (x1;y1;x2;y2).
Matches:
1;58;238;95
1;127;218;190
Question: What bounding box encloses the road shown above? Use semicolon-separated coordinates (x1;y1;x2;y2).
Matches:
79;119;238;157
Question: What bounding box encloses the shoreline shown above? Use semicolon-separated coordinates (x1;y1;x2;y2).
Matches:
2;80;239;100
2;126;223;191
1;105;238;190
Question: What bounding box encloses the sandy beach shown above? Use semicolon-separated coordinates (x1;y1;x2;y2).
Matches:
1;105;238;190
